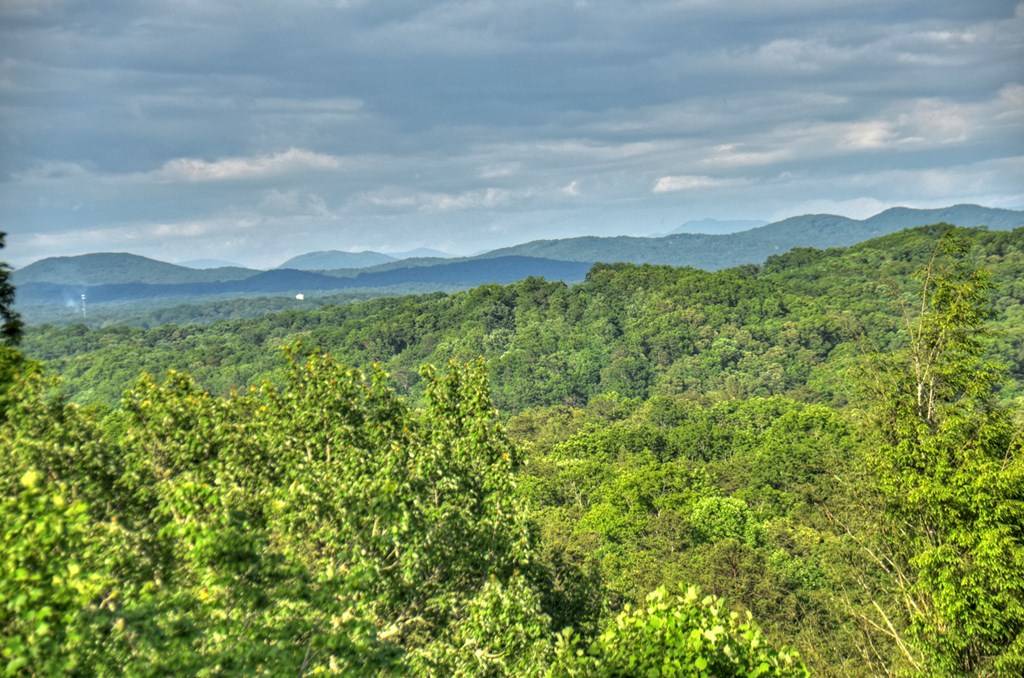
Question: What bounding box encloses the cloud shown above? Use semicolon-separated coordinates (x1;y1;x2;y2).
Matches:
2;1;1023;265
701;144;793;168
653;175;740;193
478;162;521;179
153;148;342;183
359;187;519;212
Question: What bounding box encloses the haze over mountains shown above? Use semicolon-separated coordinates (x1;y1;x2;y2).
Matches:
277;250;398;271
17;257;592;305
668;218;767;235
179;258;246;270
13;204;1024;310
262;248;454;271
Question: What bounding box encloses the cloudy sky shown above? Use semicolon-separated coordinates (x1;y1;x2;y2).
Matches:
2;0;1023;267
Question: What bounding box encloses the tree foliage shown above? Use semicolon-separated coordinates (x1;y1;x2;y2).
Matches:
853;234;1024;675
4;225;1023;675
0;233;22;346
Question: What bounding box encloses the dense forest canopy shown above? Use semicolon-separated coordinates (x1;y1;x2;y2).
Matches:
3;225;1023;675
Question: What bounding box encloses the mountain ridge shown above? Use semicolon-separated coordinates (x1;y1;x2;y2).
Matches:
13;252;259;286
15;205;1024;288
17;256;593;305
277;250;396;270
482;204;1024;268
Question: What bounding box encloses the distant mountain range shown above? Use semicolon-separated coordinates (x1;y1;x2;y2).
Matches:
277;250;397;270
13;253;259;286
276;248;452;270
669;218;767;235
482;204;1024;268
14;205;1024;306
179;258;246;269
17;256;592;305
386;247;451;259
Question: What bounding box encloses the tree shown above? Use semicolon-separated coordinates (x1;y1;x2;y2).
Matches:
0;353;554;674
550;586;808;677
0;232;22;346
856;234;1024;675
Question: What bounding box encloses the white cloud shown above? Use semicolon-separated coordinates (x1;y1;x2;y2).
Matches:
838;120;897;150
358;187;519;212
701;144;792;168
749;38;858;73
652;174;738;193
479;162;521;179
154;148;342;182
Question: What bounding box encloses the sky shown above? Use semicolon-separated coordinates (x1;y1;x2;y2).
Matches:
1;0;1023;268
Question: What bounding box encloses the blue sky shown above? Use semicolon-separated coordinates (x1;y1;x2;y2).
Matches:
2;0;1022;267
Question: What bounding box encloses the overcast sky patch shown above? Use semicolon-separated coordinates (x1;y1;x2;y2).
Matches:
1;0;1022;267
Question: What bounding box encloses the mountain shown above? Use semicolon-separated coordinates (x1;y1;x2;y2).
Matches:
17;256;593;305
179;258;247;269
12;253;259;286
480;204;1024;269
16;205;1023;292
670;218;766;234
277;250;396;270
322;256;455;278
387;247;452;259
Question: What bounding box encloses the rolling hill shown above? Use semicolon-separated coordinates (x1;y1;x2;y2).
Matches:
387;247;452;259
13;253;259;286
179;258;247;269
480;204;1024;269
277;250;396;270
670;218;766;234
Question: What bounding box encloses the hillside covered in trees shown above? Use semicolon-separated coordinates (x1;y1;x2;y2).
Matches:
3;225;1024;675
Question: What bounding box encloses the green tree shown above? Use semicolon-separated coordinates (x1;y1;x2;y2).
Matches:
0;353;554;674
0;233;22;346
550;586;808;677
857;235;1024;675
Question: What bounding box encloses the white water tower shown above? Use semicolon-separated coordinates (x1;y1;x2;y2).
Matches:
295;293;305;301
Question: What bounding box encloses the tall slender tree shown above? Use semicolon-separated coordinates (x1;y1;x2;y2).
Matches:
858;234;1024;675
0;232;22;346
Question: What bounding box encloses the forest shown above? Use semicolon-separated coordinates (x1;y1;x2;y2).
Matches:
3;225;1024;676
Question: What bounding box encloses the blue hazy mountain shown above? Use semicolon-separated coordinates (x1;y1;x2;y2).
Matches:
13;253;258;286
17;256;593;305
480;205;1024;269
276;250;396;270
